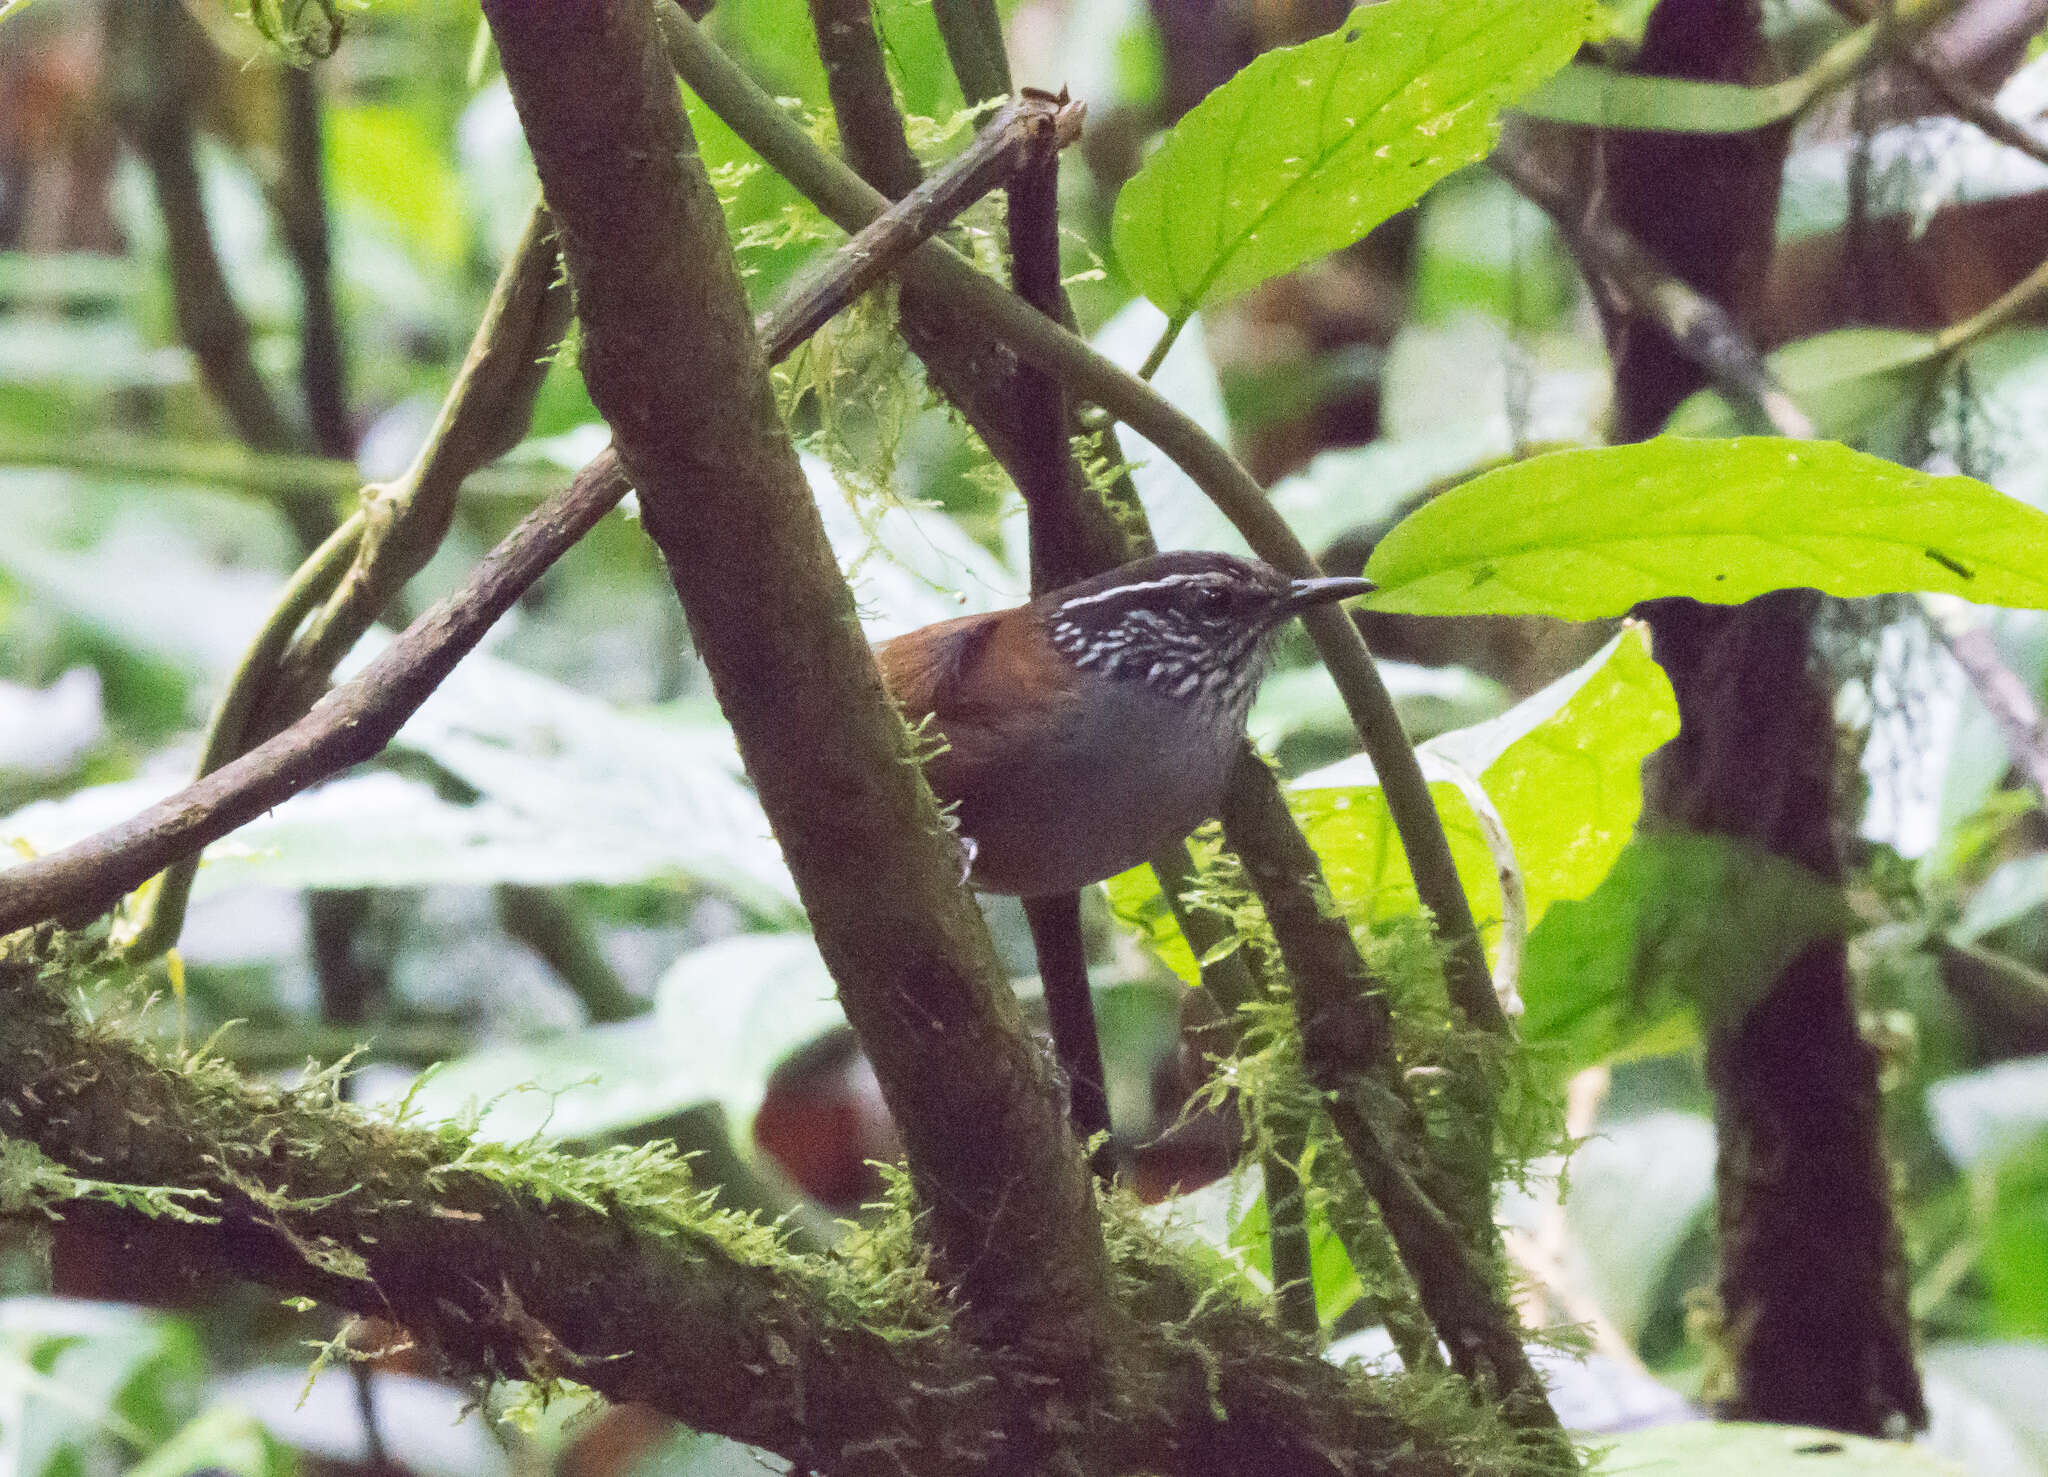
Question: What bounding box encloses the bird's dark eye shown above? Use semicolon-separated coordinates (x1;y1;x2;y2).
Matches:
1195;584;1230;614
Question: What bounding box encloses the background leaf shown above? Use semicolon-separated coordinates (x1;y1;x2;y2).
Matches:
1367;437;2048;618
1518;831;1856;1076
1111;0;1591;315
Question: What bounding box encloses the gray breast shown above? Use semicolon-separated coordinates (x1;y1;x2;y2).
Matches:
964;679;1250;896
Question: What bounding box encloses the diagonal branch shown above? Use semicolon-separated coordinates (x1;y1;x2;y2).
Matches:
0;127;1017;939
1489;132;1814;439
480;0;1112;1382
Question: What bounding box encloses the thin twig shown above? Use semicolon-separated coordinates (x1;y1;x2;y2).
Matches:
0;139;1007;939
1490;133;1816;439
1922;594;2048;805
1263;1110;1322;1343
496;884;642;1023
110;512;365;958
1825;0;2048;169
273;63;353;459
254;202;572;740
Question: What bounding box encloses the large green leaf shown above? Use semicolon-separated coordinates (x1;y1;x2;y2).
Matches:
1518;832;1855;1076
1366;437;2048;619
1111;0;1591;316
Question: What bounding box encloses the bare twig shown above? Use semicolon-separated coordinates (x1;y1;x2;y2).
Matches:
0;432;564;503
1922;594;2048;805
1490;132;1816;439
497;884;642;1023
1826;0;2048;166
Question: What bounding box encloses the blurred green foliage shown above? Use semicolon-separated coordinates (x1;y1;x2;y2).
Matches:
2;0;2048;1472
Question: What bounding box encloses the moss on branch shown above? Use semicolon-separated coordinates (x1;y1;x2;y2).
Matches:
0;939;1529;1477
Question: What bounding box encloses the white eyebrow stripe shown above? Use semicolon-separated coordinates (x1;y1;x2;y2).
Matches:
1055;571;1219;612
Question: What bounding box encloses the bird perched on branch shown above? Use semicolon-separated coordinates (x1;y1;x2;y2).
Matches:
876;549;1371;1154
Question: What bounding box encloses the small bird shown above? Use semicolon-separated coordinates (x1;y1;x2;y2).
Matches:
876;548;1371;1165
877;549;1373;898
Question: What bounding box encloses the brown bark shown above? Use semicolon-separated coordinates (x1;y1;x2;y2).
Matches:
478;0;1114;1386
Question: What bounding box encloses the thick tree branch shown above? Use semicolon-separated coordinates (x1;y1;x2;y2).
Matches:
0;945;1496;1477
479;0;1113;1380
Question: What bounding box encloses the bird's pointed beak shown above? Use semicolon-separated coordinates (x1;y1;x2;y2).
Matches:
1279;573;1374;618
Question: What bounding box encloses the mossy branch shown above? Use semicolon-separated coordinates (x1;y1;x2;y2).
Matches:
0;939;1521;1477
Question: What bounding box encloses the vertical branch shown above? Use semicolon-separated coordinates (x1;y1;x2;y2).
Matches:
274;63;353;459
103;0;333;551
806;0;923;198
931;0;1012;105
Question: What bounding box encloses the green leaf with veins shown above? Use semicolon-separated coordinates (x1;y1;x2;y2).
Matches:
1365;437;2048;618
1111;0;1592;316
